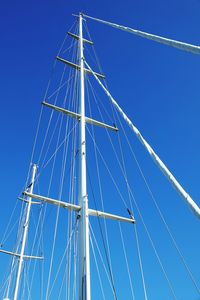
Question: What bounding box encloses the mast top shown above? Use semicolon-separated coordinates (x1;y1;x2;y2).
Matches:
72;12;85;19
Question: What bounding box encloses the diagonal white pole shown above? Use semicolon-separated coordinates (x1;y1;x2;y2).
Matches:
83;14;200;55
78;13;91;300
13;164;37;300
85;61;200;220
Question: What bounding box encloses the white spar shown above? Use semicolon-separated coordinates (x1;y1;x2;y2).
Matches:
83;14;200;55
85;61;200;220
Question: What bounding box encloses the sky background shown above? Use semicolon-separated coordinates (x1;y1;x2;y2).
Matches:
1;0;200;299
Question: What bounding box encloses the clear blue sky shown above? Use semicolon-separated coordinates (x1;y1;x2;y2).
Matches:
0;0;200;299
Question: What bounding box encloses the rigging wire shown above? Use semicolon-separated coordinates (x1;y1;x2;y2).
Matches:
114;105;200;295
87;72;147;299
118;223;136;300
89;228;106;300
84;25;142;299
134;225;148;300
84;27;198;297
57;103;72;300
37;64;67;166
116;110;149;300
48;219;79;298
20;22;76;298
84;20;116;119
23;263;32;300
27;205;45;298
85;77;118;299
2;15;198;300
89;223;118;299
86;77;133;207
44;72;77;296
86;68;176;299
38;122;78;177
87;166;118;300
86;127;128;209
0;20;78;298
108;108;177;298
24;19;76;192
128;184;177;299
46;75;74;100
37;27;78;168
37;22;79;180
72;224;79;300
45;113;65;300
45;23;80;299
0;200;19;247
65;24;80;300
0;217;20;248
37;20;78;170
0;20;83;300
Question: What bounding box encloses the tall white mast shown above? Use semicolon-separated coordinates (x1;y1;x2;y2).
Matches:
13;164;37;300
78;13;91;300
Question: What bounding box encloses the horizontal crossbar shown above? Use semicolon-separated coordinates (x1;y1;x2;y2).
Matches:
23;192;134;224
68;32;93;45
0;249;43;260
56;56;105;79
23;192;80;211
42;101;118;131
18;197;41;205
88;209;135;223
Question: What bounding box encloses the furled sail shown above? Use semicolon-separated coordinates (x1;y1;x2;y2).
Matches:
85;61;200;220
83;14;200;55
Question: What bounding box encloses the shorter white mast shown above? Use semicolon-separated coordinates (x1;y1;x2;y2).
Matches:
13;164;37;300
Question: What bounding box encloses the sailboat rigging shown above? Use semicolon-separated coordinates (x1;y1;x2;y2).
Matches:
0;12;200;300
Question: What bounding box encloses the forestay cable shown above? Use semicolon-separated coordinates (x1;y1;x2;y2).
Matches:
118;223;136;300
89;223;118;298
124;182;177;299
114;104;200;294
89;231;106;300
85;76;117;293
115;114;148;300
85;60;200;220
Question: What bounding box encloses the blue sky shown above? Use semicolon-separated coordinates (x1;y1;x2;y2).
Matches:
0;0;200;299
